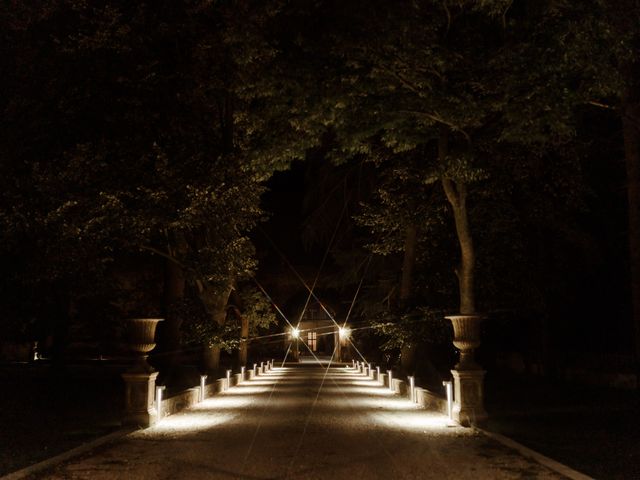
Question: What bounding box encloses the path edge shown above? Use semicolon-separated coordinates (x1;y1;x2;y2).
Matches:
0;427;137;480
475;427;596;480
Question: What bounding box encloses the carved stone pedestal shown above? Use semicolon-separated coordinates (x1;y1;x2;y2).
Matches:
451;368;487;426
122;371;159;427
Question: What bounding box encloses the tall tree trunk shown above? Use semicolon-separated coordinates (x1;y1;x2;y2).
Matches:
239;314;249;367
622;99;640;366
161;257;185;368
198;285;232;374
399;223;419;373
439;128;476;314
399;223;418;308
203;345;222;372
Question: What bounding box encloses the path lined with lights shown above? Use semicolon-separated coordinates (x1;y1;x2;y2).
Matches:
34;364;566;480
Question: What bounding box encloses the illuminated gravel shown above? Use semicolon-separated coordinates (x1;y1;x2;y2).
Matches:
33;365;566;479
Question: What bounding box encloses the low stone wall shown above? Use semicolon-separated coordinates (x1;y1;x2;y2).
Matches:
373;369;447;415
161;387;199;418
158;359;271;421
415;387;447;414
392;378;407;396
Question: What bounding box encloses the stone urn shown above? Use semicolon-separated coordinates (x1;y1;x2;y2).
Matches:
446;314;487;426
446;314;485;370
125;318;163;373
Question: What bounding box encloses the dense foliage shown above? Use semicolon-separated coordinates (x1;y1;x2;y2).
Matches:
1;0;638;374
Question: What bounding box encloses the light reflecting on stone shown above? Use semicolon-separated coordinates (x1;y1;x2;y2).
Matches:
326;386;394;397
374;411;451;430
194;396;252;410
146;412;235;434
347;397;419;411
224;386;272;395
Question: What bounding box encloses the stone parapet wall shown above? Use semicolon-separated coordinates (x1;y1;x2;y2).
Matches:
415;387;447;414
160;387;199;418
159;360;272;421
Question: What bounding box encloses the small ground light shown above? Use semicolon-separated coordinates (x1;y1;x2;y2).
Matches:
408;376;415;403
200;375;207;402
241;366;246;380
443;380;453;419
388;370;394;391
376;366;381;382
156;385;166;420
226;370;232;390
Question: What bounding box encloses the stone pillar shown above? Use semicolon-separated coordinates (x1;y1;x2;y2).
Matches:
122;371;159;427
121;318;163;428
451;369;486;426
446;314;487;426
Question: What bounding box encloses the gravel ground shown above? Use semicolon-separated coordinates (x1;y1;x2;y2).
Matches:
28;365;566;480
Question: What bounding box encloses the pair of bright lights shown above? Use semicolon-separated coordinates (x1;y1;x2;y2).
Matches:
290;327;350;339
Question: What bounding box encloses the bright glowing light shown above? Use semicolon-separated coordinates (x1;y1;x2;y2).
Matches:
224;385;271;395
196;396;251;409
378;411;451;430
443;380;453;419
200;375;207;402
409;376;415;403
349;396;418;410
338;327;351;339
146;412;234;434
156;385;166;420
291;327;300;339
235;380;277;387
327;386;394;396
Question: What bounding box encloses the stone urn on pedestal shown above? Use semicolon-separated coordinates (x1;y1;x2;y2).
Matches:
121;318;163;427
446;314;487;426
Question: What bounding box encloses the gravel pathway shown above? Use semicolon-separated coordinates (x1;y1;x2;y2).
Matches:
30;365;567;479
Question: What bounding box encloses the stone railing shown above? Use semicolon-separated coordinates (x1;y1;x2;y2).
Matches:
353;360;449;416
156;360;275;421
